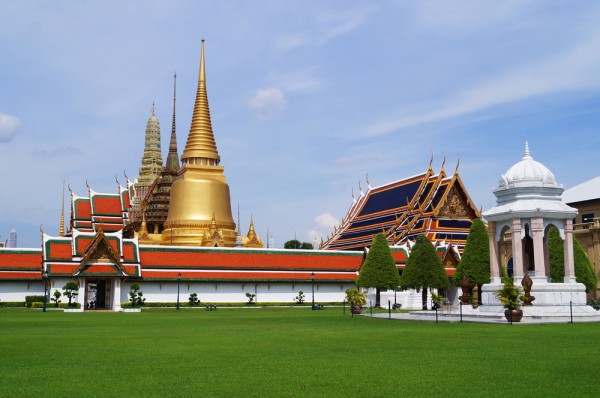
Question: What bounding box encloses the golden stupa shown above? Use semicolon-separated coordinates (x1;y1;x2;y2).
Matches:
161;39;237;246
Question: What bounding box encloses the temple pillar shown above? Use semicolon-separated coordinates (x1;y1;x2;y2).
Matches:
531;217;546;278
511;218;524;280
488;222;501;283
564;219;576;283
78;278;86;309
112;279;122;311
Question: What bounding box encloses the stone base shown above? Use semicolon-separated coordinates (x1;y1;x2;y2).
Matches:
477;279;597;318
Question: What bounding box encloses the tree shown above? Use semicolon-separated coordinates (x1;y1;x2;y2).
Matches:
52;290;62;307
356;233;401;307
453;219;490;304
284;240;313;250
129;283;146;307
399;234;450;310
189;293;200;306
548;226;598;292
62;281;78;307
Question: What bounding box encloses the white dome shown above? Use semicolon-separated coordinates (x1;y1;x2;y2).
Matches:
497;142;556;189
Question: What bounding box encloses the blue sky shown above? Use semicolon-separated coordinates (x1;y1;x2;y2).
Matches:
1;1;600;248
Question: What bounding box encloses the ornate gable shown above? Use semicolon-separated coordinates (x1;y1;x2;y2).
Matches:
75;230;127;276
434;175;479;220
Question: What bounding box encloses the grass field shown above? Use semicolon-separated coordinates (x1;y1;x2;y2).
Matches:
1;307;599;397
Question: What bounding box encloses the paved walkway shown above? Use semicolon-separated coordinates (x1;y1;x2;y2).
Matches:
362;310;600;324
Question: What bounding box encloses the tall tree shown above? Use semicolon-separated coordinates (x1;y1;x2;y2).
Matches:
548;226;598;292
453;219;490;304
399;234;450;310
356;233;401;307
284;240;314;250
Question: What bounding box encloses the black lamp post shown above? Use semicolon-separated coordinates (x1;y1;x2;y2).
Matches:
176;273;181;310
311;271;315;310
42;270;48;313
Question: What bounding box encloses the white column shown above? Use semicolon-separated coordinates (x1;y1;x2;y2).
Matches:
564;219;576;283
511;218;524;279
112;279;122;311
78;278;86;309
488;222;501;282
531;217;546;278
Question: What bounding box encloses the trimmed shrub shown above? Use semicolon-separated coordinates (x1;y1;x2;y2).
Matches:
31;302;81;309
25;296;46;307
0;301;26;307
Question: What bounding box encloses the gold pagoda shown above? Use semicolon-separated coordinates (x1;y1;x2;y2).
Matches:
160;39;239;247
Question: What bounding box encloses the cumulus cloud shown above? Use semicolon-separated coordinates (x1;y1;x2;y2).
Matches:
249;88;287;120
0;112;21;142
315;212;340;230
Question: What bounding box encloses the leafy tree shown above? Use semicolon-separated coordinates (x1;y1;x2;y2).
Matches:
284;240;313;250
548;226;598;292
62;281;78;307
399;234;450;310
188;293;200;306
52;290;62;307
284;240;302;249
356;233;401;307
548;227;564;282
453;219;490;304
129;283;146;307
294;291;305;304
245;292;256;305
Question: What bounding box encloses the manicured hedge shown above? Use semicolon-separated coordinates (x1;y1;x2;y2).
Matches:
0;301;26;307
31;302;82;309
25;296;46;307
121;301;342;308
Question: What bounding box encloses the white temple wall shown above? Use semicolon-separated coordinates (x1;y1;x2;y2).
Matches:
0;281;44;301
120;281;356;305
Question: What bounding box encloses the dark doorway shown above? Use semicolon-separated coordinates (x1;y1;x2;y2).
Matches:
86;280;111;310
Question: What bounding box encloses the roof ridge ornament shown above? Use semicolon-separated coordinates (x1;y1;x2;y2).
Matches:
523;140;532;160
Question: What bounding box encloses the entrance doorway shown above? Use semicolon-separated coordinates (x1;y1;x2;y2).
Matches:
86;280;112;310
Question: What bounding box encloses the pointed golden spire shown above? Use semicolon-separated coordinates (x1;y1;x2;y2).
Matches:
181;38;220;165
59;181;65;237
247;214;256;240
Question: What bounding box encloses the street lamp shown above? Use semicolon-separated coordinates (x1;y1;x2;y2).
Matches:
311;271;315;310
176;273;181;310
42;270;48;313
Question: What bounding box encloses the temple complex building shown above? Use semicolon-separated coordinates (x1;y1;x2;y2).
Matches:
562;176;600;299
145;74;180;235
129;105;163;223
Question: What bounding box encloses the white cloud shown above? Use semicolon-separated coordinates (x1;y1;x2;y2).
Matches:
248;88;287;120
0;112;21;142
315;213;339;230
364;33;600;137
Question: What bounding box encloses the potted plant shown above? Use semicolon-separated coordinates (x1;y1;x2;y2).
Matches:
345;288;366;314
495;276;525;322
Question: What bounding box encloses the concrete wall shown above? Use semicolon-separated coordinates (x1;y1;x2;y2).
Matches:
120;281;356;305
0;281;44;302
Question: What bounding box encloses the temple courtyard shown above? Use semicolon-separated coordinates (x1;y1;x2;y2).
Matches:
1;307;598;397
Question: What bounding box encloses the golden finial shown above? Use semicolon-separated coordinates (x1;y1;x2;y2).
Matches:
455;155;460;174
441;154;446;174
200;38;206;82
85;179;90;193
429;151;433;171
358;180;362;192
366;173;370;188
124;170;129;182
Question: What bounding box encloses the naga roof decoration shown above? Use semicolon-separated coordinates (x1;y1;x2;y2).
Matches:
321;163;480;253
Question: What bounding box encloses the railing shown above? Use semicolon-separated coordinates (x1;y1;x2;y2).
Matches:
573;218;600;232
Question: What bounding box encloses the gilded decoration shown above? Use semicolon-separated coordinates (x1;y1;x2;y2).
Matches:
439;186;473;219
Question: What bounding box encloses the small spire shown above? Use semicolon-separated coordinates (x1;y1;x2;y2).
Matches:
200;38;206;83
237;203;241;235
523;141;532;160
152;102;156;116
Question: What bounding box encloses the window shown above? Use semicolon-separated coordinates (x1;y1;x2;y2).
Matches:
582;213;594;223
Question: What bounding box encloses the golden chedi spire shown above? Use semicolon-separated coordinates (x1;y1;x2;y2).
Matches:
59;181;65;237
162;39;237;246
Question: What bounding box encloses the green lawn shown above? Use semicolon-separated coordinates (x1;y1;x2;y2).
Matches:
1;307;599;397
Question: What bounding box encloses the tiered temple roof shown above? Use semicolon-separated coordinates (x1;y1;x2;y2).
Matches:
321;162;480;252
146;73;180;233
70;182;133;234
